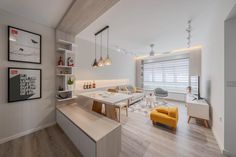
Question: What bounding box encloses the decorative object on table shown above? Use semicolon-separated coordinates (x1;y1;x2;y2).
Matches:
67;57;74;66
92;26;111;67
8;26;41;64
58;56;64;66
89;82;92;89
8;67;41;102
186;86;192;94
67;77;74;90
150;106;179;129
92;81;96;88
58;86;64;91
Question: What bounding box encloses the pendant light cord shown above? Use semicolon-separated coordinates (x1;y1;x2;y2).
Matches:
95;35;97;58
107;28;109;57
100;32;102;57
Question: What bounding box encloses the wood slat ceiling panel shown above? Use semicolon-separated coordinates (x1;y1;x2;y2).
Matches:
57;0;119;35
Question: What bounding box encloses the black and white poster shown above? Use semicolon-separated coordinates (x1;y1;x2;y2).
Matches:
8;26;41;64
8;68;41;102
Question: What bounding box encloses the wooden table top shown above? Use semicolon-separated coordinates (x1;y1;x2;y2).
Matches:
57;103;121;142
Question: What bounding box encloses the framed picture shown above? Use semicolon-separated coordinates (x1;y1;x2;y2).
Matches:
8;67;42;103
8;26;41;64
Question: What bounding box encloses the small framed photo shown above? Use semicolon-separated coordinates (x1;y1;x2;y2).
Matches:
8;26;41;64
8;67;42;103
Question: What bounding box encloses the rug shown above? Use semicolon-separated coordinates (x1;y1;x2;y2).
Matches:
128;100;173;117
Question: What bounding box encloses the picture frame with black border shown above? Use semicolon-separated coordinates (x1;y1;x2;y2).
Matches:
8;26;42;64
8;67;42;103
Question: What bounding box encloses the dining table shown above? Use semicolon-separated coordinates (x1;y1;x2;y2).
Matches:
79;90;133;122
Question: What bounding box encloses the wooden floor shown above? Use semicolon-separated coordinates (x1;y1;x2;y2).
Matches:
0;101;222;157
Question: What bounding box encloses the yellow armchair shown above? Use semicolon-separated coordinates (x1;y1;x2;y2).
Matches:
150;106;178;129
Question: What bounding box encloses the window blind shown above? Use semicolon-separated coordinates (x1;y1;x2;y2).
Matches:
143;58;189;93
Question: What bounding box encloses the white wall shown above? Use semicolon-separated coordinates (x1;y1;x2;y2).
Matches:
0;9;56;143
224;12;236;156
75;37;135;85
200;1;236;152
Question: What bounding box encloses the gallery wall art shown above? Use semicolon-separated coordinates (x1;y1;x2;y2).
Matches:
8;67;42;102
8;26;41;64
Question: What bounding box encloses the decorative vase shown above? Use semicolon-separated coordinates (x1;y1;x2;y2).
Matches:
67;84;74;91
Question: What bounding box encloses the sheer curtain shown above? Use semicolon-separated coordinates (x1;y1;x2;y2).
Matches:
143;58;189;93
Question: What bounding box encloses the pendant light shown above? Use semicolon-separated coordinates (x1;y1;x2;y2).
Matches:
98;32;104;67
92;35;98;67
104;27;112;65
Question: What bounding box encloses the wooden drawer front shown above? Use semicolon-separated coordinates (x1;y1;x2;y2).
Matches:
56;111;96;157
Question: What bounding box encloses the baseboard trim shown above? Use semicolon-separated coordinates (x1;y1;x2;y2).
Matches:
0;122;56;144
223;149;235;157
212;126;224;153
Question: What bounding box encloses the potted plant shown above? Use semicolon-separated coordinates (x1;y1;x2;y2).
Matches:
67;77;74;90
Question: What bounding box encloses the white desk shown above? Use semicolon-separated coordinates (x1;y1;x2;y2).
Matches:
186;94;210;128
79;91;133;122
56;103;121;157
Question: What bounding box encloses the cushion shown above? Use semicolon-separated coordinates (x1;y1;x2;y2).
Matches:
119;86;128;91
156;106;169;114
107;88;117;93
126;85;136;93
168;107;178;118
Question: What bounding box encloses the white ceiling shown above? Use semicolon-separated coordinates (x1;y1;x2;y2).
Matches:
0;0;74;28
77;0;235;56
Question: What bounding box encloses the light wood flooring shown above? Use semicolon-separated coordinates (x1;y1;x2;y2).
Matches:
0;101;222;157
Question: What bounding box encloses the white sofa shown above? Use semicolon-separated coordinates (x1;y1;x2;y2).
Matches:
108;85;144;105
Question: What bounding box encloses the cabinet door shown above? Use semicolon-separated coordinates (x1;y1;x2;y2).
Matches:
187;104;209;120
56;111;96;157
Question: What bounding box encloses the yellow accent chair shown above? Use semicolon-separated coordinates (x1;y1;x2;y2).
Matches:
150;106;179;129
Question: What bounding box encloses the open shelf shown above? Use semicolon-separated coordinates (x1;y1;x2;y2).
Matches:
56;96;77;102
57;90;74;93
56;65;78;68
57;39;76;46
57;48;74;53
56;35;77;104
56;74;74;76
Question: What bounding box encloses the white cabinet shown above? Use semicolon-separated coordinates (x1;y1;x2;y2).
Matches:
186;94;210;127
56;104;121;157
57;111;96;157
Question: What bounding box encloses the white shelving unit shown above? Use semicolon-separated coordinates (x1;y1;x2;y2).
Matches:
56;38;77;102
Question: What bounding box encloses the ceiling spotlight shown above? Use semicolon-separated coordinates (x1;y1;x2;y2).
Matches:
149;44;155;56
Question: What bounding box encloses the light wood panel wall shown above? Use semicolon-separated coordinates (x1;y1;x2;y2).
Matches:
57;0;120;35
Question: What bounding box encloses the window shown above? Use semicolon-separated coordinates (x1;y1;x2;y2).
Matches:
143;58;189;93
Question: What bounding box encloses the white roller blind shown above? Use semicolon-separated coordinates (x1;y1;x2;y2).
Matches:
143;58;189;93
